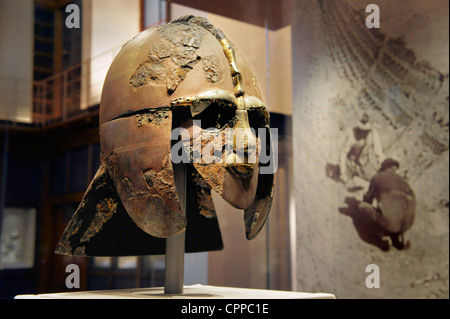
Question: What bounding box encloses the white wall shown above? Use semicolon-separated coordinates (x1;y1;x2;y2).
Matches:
81;0;141;108
0;0;34;123
184;252;208;285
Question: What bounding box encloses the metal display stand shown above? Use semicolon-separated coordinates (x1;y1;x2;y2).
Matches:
164;163;187;295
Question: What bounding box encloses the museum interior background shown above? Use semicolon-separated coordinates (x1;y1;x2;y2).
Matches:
0;0;448;299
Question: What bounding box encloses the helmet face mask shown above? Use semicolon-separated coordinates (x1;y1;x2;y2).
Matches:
55;16;275;257
172;93;266;210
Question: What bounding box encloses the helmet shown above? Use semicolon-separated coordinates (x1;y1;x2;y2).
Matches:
55;16;275;256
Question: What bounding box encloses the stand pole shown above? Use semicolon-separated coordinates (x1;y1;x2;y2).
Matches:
164;163;186;294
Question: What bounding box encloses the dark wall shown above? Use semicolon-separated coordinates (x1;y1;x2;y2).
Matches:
0;149;42;298
0;111;100;298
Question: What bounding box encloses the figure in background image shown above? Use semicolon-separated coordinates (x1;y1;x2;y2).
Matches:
339;113;384;190
358;158;416;250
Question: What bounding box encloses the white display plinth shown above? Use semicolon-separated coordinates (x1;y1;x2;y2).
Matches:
15;284;335;299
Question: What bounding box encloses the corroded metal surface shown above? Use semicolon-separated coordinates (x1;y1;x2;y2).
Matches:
191;169;216;218
101;111;185;238
55;163;223;256
80;198;118;243
129;23;206;94
55;164;119;255
56;15;275;257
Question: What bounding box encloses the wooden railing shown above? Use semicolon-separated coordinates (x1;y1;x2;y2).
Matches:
32;44;124;127
33;62;82;126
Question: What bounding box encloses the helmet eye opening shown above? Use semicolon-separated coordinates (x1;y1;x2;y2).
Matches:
172;99;237;131
248;109;269;131
192;101;236;130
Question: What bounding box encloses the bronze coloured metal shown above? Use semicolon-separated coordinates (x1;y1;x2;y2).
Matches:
56;15;275;257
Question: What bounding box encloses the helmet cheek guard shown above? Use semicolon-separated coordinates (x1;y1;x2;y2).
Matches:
101;113;185;238
55;16;274;256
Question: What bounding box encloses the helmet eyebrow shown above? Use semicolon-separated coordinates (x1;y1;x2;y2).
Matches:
245;96;269;120
171;89;237;117
110;92;266;122
109;88;238;121
110;106;172;121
